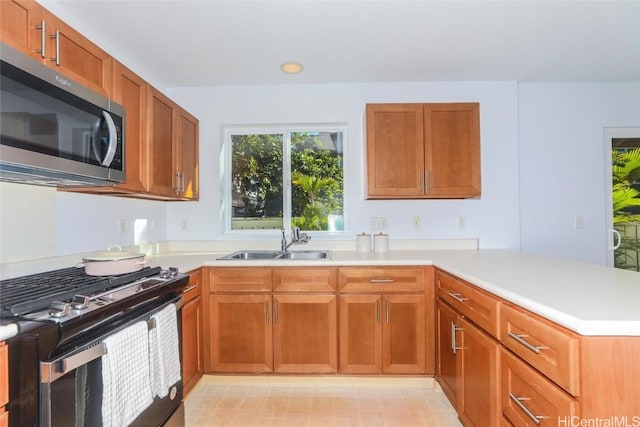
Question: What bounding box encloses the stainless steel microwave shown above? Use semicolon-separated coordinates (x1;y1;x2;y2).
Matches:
0;43;125;187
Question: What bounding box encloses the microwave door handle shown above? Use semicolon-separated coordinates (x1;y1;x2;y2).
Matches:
100;111;118;167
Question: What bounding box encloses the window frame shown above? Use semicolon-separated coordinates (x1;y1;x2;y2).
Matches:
221;123;348;239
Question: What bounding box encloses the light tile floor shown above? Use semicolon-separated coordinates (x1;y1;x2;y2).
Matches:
184;376;463;427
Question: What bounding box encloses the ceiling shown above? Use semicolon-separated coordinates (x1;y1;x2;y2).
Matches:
48;0;640;88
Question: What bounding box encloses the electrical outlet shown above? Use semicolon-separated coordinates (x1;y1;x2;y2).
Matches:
117;219;126;235
574;215;584;229
457;216;466;229
412;216;421;230
369;217;388;231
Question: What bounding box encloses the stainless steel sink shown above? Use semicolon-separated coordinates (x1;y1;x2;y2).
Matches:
277;250;329;259
218;250;329;260
218;250;282;260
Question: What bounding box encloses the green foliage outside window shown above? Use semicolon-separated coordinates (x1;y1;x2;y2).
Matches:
231;131;344;231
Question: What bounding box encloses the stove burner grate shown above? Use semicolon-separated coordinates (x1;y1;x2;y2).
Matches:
0;266;160;316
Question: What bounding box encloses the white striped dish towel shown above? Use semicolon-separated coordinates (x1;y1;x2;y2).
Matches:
101;321;154;427
149;303;181;398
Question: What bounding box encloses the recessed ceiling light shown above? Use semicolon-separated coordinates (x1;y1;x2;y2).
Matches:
281;62;303;74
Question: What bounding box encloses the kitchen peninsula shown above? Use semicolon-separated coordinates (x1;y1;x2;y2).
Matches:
1;244;639;426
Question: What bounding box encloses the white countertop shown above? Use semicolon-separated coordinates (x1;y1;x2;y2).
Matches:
2;244;639;338
150;249;640;337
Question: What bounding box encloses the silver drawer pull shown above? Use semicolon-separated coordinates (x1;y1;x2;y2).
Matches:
508;332;548;354
448;293;469;303
509;393;544;425
183;285;198;294
370;278;394;284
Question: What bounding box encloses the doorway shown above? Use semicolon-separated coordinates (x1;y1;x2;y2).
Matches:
605;128;640;271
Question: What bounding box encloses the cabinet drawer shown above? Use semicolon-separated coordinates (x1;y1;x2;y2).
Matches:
500;304;579;396
436;269;500;337
501;349;579;426
183;269;202;303
209;268;272;292
273;267;337;292
339;267;425;293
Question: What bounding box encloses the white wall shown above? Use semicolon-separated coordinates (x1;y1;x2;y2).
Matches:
518;82;640;265
0;182;168;262
166;81;521;249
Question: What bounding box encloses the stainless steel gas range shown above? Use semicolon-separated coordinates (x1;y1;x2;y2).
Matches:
0;266;189;427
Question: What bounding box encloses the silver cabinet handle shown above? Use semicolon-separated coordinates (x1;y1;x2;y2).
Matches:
35;20;46;58
420;170;425;193
265;302;270;325
508;332;548;354
509;393;544;425
450;321;463;354
274;300;279;324
376;299;381;324
370;278;394;284
428;170;433;192
50;30;60;65
448;293;469;303
385;299;390;324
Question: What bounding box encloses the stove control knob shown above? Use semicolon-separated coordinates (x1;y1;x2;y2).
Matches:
70;295;90;310
49;301;70;318
169;267;179;277
159;270;171;279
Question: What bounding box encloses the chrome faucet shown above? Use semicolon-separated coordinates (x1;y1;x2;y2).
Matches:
281;227;311;251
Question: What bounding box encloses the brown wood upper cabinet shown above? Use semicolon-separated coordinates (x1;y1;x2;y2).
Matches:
61;65;199;200
1;0;112;96
366;103;481;199
147;87;199;200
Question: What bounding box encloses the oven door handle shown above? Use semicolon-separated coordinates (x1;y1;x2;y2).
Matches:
41;342;107;384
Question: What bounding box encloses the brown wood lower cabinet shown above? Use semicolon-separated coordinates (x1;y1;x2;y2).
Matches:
339;294;426;374
209;294;273;373
273;294;337;373
436;299;460;407
436;297;500;427
181;269;204;396
0;341;7;427
459;317;500;427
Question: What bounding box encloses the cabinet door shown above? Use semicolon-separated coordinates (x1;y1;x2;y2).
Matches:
382;294;426;373
436;300;461;410
147;87;178;197
366;104;425;198
459;318;500;427
0;0;45;62
43;11;112;96
273;294;337;373
111;61;148;193
339;295;383;373
209;294;273;373
176;108;199;200
424;103;481;198
182;294;202;396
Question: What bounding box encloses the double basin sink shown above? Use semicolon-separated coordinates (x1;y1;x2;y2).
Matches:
218;250;330;260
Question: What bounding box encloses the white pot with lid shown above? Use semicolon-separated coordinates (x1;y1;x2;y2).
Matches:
79;245;150;276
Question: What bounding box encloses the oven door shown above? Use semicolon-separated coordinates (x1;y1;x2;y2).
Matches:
39;298;184;427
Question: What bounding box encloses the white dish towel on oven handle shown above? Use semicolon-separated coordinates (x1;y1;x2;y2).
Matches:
101;321;154;427
149;303;181;398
